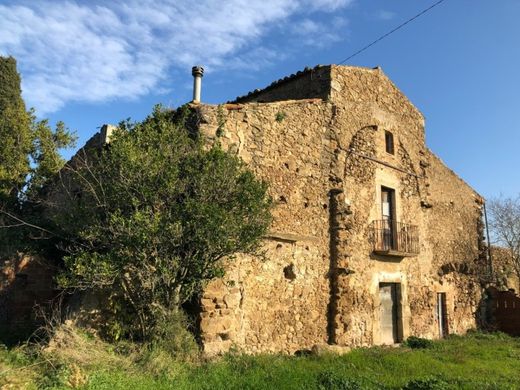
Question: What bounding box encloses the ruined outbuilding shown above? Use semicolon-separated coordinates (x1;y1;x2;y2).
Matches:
191;65;487;355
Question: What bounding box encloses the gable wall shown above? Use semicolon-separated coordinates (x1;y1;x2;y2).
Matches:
197;65;485;355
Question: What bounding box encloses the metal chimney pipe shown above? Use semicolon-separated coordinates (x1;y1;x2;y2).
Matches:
192;66;204;103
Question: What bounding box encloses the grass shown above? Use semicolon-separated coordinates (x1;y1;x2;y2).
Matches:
1;331;520;389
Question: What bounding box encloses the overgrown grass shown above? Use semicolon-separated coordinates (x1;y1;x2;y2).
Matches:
1;331;520;389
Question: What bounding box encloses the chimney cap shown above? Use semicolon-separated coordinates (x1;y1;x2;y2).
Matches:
192;66;204;77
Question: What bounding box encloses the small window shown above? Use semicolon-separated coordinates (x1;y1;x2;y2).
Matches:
385;131;394;155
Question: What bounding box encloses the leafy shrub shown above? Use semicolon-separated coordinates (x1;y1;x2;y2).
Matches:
403;336;434;349
147;310;199;362
54;105;272;341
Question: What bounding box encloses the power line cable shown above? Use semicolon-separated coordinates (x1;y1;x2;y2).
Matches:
338;0;448;64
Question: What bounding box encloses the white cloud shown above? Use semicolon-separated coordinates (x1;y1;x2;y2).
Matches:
291;17;348;47
376;10;395;21
0;0;353;114
303;0;353;11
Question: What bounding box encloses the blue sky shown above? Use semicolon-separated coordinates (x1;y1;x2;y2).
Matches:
0;0;519;199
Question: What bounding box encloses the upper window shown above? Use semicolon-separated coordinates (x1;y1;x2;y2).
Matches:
385;131;394;155
381;186;395;222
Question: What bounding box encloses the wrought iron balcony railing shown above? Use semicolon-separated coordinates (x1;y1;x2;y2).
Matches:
370;219;419;256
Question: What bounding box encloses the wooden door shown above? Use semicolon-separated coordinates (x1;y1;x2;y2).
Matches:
380;283;400;344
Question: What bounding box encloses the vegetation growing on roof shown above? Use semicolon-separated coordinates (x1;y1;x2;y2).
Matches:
275;111;286;122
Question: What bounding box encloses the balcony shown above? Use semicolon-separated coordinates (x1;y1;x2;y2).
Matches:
370;219;419;257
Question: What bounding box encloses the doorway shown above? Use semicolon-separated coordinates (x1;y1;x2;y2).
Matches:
436;292;449;338
379;283;402;344
381;187;396;250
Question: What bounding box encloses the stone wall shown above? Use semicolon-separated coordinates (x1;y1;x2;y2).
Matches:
196;65;486;355
0;255;57;342
490;246;520;292
0;65;486;354
195;99;335;355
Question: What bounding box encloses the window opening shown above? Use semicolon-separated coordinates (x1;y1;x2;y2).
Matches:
385;131;394;154
381;187;396;250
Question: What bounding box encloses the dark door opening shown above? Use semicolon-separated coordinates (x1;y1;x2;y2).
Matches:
437;292;449;338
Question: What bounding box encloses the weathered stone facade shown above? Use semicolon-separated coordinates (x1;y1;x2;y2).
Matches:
490;246;520;293
0;65;487;353
194;65;486;355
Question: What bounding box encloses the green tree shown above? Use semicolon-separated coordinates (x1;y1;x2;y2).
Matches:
0;56;32;200
0;56;75;254
52;106;272;340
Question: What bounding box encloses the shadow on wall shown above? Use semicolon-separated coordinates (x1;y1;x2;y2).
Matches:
326;188;354;344
0;255;59;345
327;189;341;344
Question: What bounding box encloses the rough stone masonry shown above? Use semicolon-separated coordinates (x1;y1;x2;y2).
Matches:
193;65;487;355
0;64;488;353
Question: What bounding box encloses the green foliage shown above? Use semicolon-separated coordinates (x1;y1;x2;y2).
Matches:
0;343;32;367
216;104;226;137
2;333;520;389
275;111;286;122
465;330;510;341
403;336;434;349
52;105;272;340
29;116;75;191
146;310;199;362
0;56;75;200
0;56;23;112
316;371;363;389
0;56;75;257
0;56;32;200
402;377;451;390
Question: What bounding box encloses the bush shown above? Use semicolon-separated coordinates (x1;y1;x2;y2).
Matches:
134;310;199;379
403;336;434;349
147;310;199;362
54;105;272;341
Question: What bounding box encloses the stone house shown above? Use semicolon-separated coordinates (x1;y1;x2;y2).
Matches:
191;64;487;355
0;64;487;352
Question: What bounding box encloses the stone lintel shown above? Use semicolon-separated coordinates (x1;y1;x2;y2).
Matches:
373;249;418;258
265;232;320;243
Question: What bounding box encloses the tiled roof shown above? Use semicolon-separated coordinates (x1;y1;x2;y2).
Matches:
229;64;329;103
